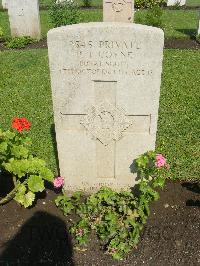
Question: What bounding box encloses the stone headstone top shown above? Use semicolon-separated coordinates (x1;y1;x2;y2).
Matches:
2;0;8;9
47;23;164;193
103;0;133;23
7;0;41;39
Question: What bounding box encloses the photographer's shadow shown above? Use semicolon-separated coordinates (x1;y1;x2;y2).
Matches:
0;211;74;265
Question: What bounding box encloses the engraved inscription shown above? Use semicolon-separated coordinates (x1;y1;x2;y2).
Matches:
112;0;128;12
61;40;153;77
105;0;132;13
80;101;132;146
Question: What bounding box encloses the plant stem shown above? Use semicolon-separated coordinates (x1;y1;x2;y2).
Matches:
0;186;17;205
13;175;17;186
0;175;17;205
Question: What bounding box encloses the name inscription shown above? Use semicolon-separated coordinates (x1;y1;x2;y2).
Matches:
61;40;153;77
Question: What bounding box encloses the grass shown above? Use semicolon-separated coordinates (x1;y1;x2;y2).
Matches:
0;49;199;181
157;49;200;181
39;0;102;7
0;9;102;39
33;0;200;8
0;9;199;39
186;0;200;6
135;9;199;39
1;0;200;9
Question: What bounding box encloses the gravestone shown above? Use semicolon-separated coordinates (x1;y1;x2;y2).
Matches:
103;0;133;23
198;18;200;35
56;0;73;3
7;0;41;39
167;0;186;6
2;0;8;9
48;23;164;193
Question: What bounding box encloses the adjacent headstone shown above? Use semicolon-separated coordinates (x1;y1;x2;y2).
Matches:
56;0;73;3
48;23;164;193
2;0;8;9
7;0;41;39
103;0;133;23
167;0;186;6
198;19;200;35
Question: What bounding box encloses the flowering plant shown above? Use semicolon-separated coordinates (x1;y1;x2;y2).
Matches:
53;176;64;188
55;151;169;260
0;118;54;207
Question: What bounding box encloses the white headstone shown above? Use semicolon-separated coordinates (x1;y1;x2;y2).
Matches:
56;0;73;3
167;0;186;6
2;0;8;9
198;19;200;35
7;0;41;39
47;23;164;193
103;0;133;23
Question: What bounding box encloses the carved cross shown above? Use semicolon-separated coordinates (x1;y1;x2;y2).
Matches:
60;81;151;179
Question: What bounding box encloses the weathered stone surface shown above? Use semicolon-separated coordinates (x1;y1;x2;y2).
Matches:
103;0;133;23
2;0;8;9
167;0;186;6
8;0;41;39
47;23;164;193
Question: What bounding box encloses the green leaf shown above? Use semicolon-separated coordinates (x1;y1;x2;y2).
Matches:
28;175;45;193
14;188;35;208
39;167;54;182
0;142;7;152
23;191;35;208
17;183;26;194
14;192;25;205
11;144;29;159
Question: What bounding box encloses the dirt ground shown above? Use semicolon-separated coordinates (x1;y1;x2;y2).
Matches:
0;181;199;266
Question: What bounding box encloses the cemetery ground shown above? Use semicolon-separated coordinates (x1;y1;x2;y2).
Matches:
1;7;200;44
0;49;199;265
0;2;200;266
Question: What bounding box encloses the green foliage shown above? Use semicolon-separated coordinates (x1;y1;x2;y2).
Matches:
56;151;169;260
0;27;4;41
5;36;38;49
82;0;92;7
49;0;81;28
145;6;163;28
0;126;54;208
196;34;200;43
134;0;164;9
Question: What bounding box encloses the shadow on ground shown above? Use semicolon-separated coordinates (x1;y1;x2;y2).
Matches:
182;182;200;207
175;28;197;39
0;211;74;265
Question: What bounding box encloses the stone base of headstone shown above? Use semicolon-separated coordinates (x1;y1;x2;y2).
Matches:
8;0;41;39
167;0;186;6
48;23;164;193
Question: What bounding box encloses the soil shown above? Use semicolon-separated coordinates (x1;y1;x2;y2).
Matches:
0;38;200;52
0;181;199;266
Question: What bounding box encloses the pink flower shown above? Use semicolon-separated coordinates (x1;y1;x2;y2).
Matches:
110;247;118;254
53;176;64;188
155;154;166;168
76;228;85;237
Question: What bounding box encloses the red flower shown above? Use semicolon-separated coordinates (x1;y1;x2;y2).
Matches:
12;117;31;132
